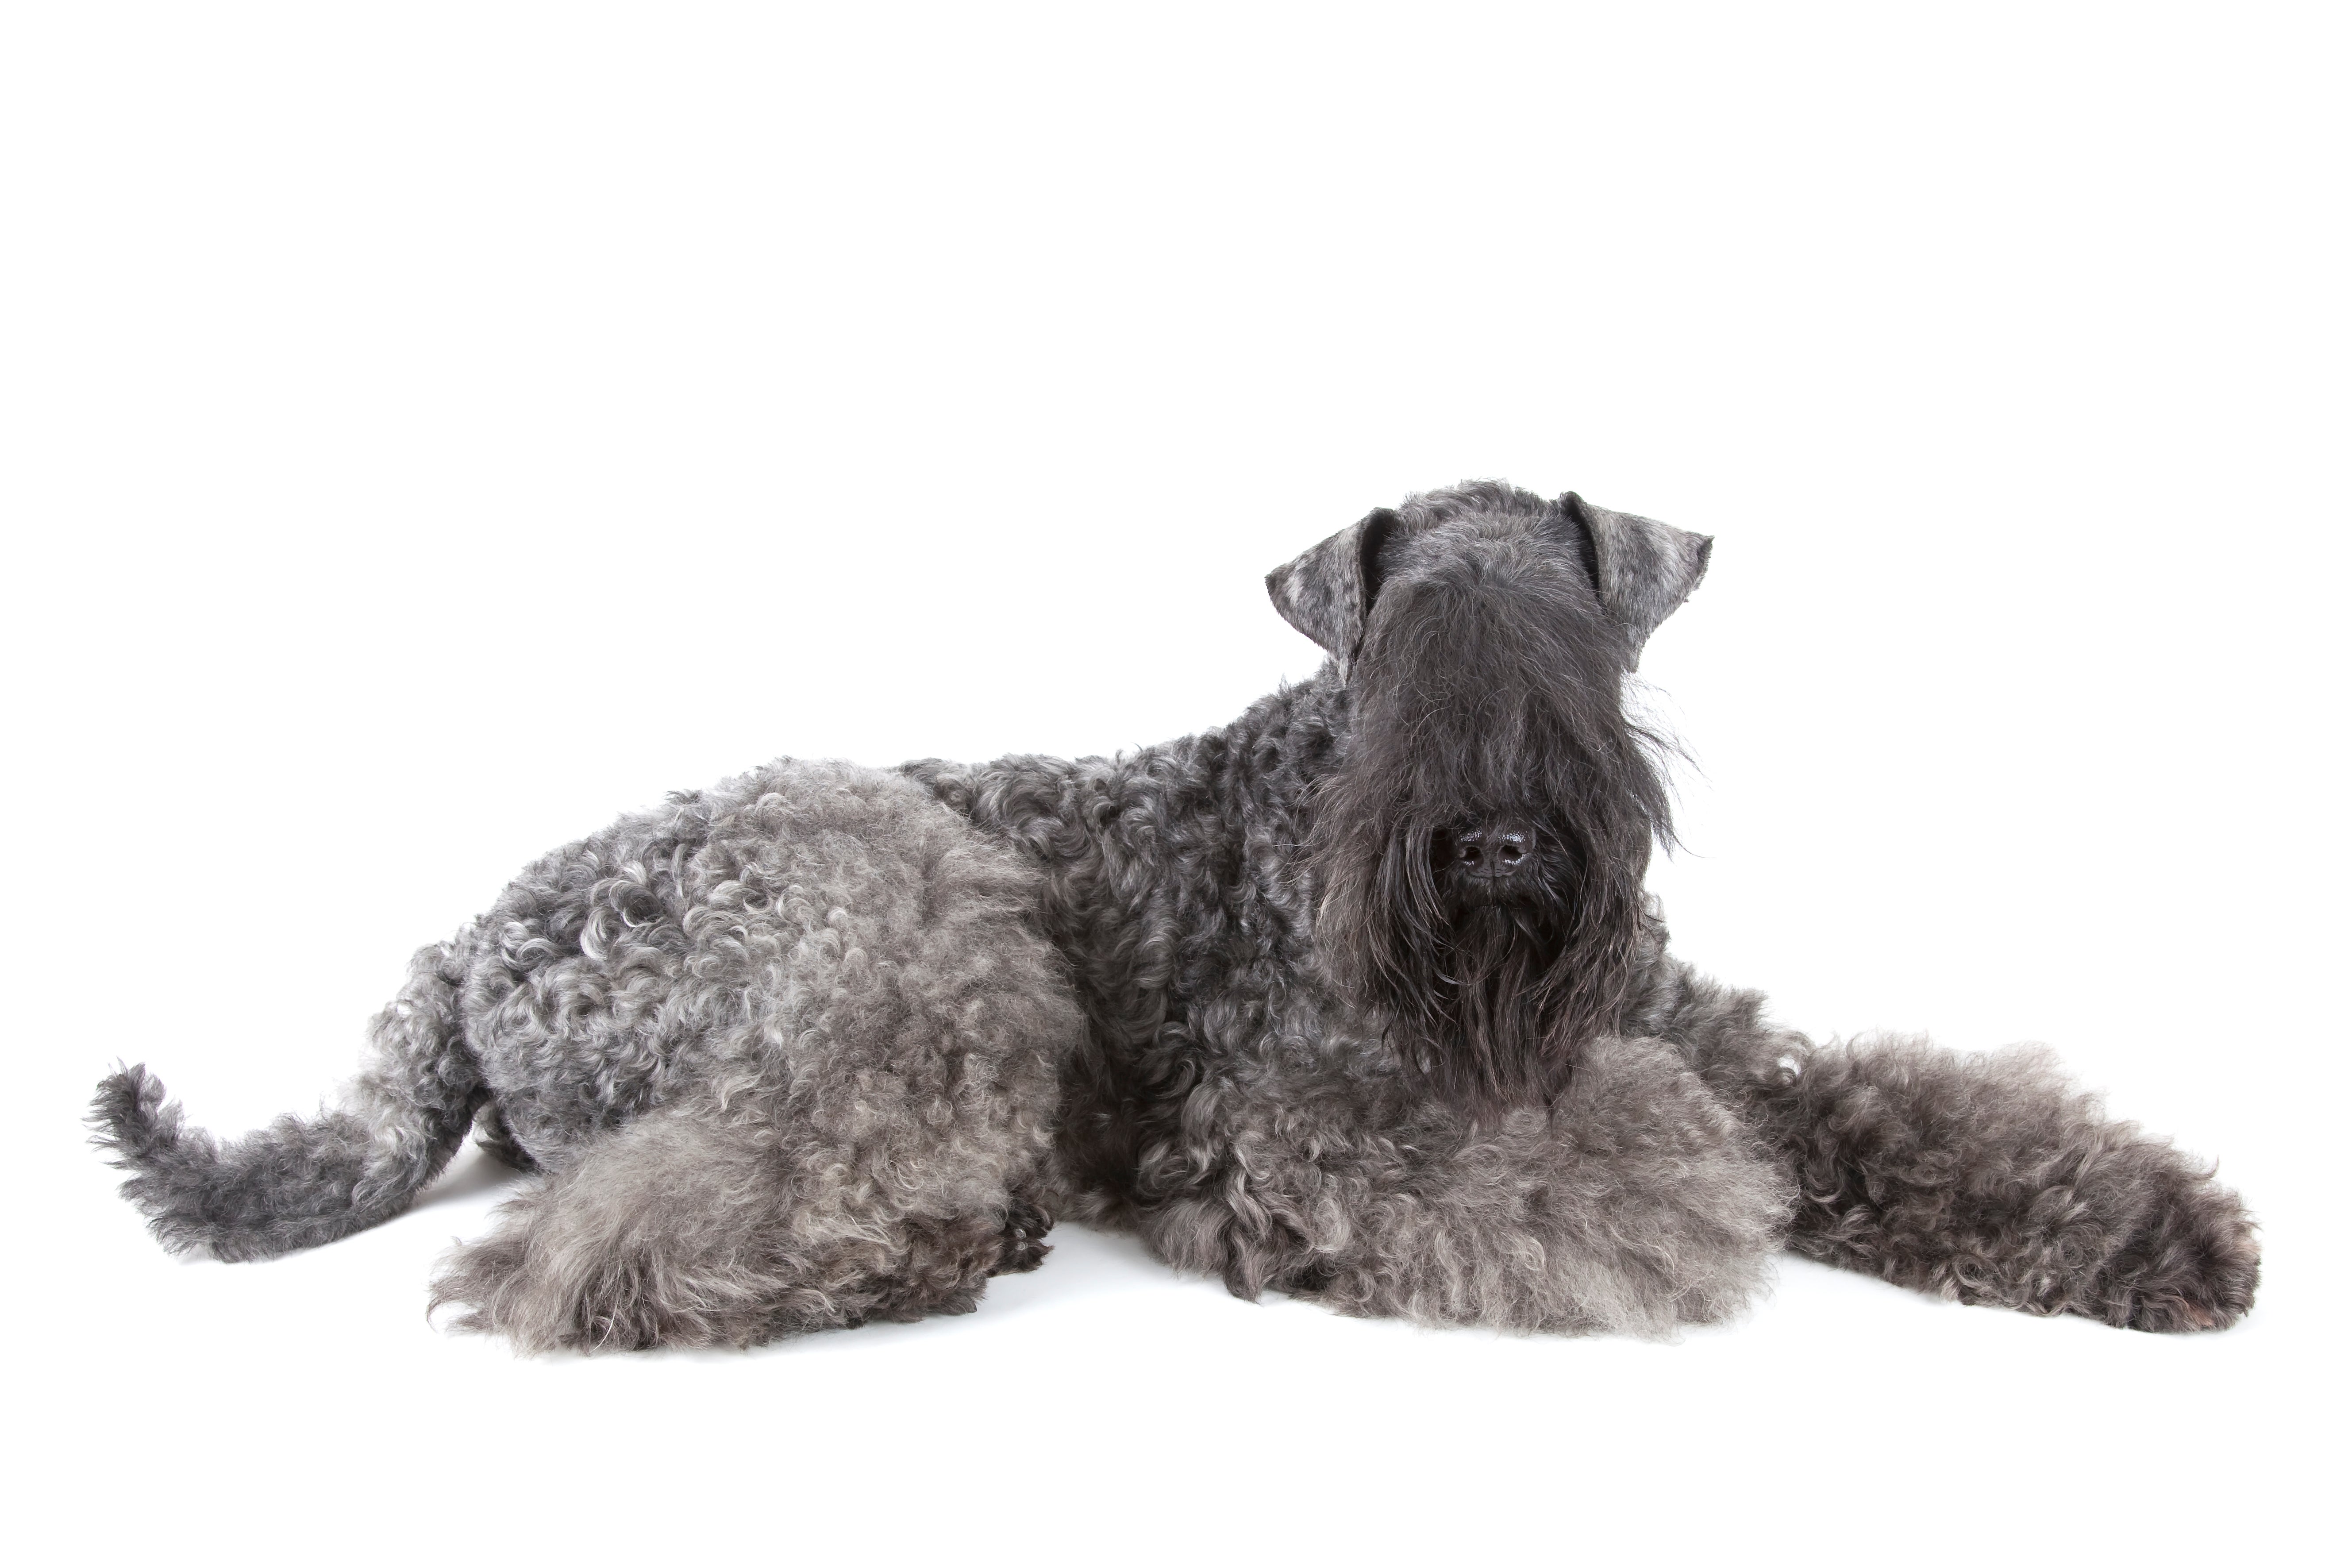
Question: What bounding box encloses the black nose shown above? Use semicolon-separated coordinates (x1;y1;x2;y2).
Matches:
1451;823;1535;881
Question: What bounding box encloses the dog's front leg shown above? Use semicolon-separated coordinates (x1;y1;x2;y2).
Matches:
1131;1031;1790;1336
1636;959;2261;1331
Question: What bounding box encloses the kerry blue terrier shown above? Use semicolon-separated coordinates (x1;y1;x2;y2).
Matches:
92;482;2260;1348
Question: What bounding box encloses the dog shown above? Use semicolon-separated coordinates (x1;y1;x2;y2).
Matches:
92;482;2261;1348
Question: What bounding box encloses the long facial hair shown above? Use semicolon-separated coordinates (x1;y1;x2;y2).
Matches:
1309;553;1676;1117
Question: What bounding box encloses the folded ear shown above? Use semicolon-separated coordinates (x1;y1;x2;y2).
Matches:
1265;507;1399;677
1562;492;1713;654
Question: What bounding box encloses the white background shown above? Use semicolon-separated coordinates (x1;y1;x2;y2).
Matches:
4;4;2345;1562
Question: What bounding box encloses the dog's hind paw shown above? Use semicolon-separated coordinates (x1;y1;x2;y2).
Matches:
996;1197;1052;1275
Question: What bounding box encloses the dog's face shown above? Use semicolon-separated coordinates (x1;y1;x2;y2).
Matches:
1267;482;1710;1115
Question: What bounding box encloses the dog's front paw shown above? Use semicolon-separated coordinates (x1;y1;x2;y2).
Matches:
2096;1159;2260;1333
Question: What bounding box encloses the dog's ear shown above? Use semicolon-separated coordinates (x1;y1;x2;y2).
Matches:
1266;507;1399;677
1560;493;1713;652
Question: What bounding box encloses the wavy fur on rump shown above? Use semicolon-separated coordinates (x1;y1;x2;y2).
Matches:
94;759;1083;1349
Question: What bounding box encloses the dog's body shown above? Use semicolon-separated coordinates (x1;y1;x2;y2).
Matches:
93;483;2260;1348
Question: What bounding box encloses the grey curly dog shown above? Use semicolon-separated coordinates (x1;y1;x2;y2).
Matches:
91;482;2260;1349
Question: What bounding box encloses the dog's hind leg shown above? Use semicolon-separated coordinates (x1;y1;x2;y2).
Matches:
428;1101;1046;1352
1636;959;2261;1331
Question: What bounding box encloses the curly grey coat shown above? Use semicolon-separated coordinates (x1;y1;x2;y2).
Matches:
94;759;1078;1349
91;482;2260;1348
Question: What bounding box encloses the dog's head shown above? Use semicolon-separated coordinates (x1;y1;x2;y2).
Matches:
1268;482;1709;1115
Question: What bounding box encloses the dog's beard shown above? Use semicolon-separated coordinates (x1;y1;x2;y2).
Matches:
1422;894;1573;1109
1321;818;1647;1116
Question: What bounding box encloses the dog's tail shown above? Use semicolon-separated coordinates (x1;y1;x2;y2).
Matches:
88;935;487;1262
